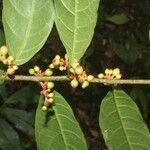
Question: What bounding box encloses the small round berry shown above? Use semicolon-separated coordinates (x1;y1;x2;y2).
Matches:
0;46;8;55
45;69;53;76
70;79;79;88
81;81;89;89
42;106;48;112
2;59;8;65
7;68;15;75
98;73;104;79
13;65;18;70
108;69;113;75
75;65;83;75
72;62;79;69
105;69;109;75
59;66;64;71
8;56;15;62
115;74;122;79
53;59;60;66
44;99;50;107
113;68;120;76
29;68;35;75
34;66;40;72
48;92;54;98
47;82;55;89
49;64;54;69
87;75;94;81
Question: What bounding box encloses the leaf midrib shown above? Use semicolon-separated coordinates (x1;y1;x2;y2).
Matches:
113;91;132;150
15;0;36;59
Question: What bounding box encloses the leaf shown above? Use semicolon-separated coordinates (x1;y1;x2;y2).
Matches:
54;0;100;65
1;108;34;136
35;91;87;150
110;35;138;64
2;0;55;65
99;89;150;150
106;14;129;25
0;118;21;150
0;29;5;46
0;64;5;85
6;85;40;107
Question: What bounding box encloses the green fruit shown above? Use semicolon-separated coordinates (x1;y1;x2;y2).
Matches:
113;68;120;76
47;82;55;89
75;66;83;75
81;81;89;89
45;69;53;76
8;56;15;62
87;75;94;81
70;79;79;88
42;106;48;112
48;92;54;98
29;68;35;75
98;73;104;79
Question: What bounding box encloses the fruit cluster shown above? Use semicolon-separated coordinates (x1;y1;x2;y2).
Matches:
49;54;68;71
98;68;122;80
69;63;94;89
29;66;55;112
0;46;18;75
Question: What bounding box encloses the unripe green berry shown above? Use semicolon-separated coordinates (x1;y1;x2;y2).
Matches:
44;99;50;107
87;75;94;81
0;46;8;55
48;92;54;98
42;106;48;112
70;79;79;88
53;59;60;66
47;82;54;89
8;56;15;62
55;55;61;60
108;69;113;75
115;74;122;79
3;59;8;65
45;69;53;76
59;66;64;71
75;66;83;75
72;62;79;69
81;81;89;89
29;68;35;75
113;68;120;76
13;65;18;70
34;66;40;72
7;68;15;75
69;68;75;74
98;73;104;79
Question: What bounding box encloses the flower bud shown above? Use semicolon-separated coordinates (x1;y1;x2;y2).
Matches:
34;66;40;72
87;75;94;81
45;69;53;76
47;82;55;89
59;66;64;71
55;55;60;60
70;79;78;88
7;56;15;62
53;59;60;66
0;46;8;55
75;66;83;75
69;68;75;74
105;69;109;75
48;92;54;98
13;65;18;70
48;98;54;103
81;81;89;89
115;74;122;79
98;73;104;79
2;59;8;65
108;69;113;75
113;68;120;76
7;68;15;75
29;68;35;75
42;106;48;112
49;64;54;69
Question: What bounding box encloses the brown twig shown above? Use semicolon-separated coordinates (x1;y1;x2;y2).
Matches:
0;75;150;85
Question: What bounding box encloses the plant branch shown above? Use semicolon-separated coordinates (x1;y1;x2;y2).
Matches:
0;75;150;85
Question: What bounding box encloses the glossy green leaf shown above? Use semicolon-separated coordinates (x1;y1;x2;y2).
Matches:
99;89;150;150
1;108;34;136
35;91;87;150
54;0;100;65
0;118;21;150
3;0;55;65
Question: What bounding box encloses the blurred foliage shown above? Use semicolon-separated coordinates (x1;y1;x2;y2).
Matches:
0;0;149;149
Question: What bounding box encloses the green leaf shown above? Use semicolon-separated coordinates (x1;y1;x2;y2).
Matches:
2;0;55;65
0;29;5;46
0;118;21;150
35;91;87;150
106;14;129;25
54;0;100;65
99;89;150;150
1;108;34;136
